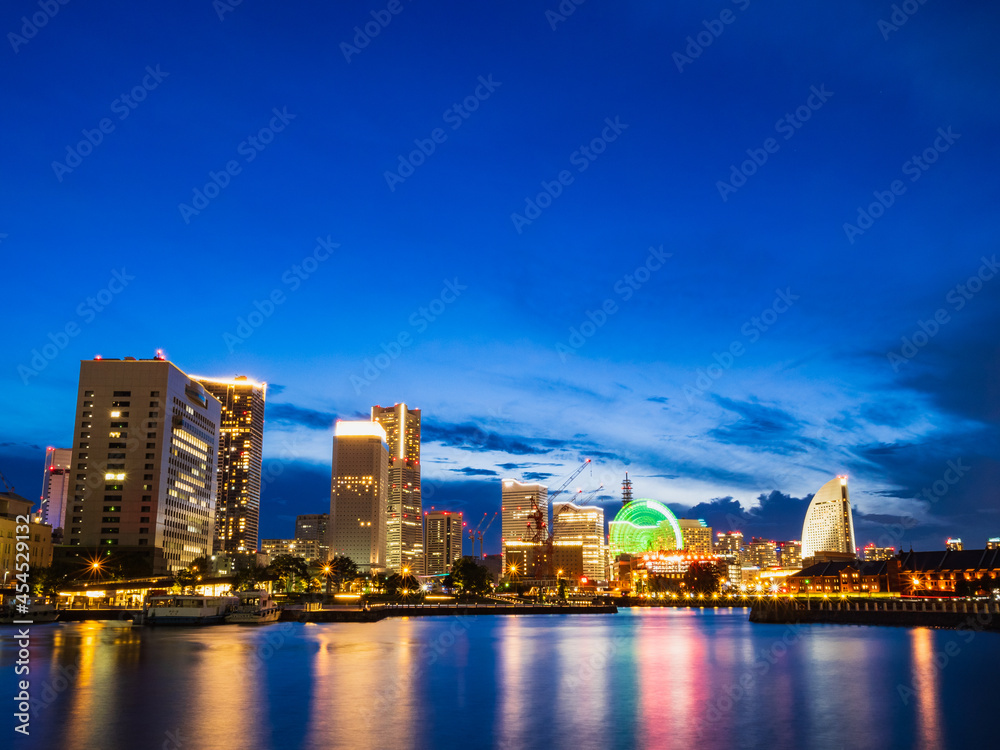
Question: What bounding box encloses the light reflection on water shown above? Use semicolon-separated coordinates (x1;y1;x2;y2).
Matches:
2;608;996;750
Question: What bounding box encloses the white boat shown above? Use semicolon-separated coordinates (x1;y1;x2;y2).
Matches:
225;590;281;624
140;594;238;626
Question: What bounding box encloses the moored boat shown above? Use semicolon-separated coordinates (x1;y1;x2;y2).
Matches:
0;602;60;624
140;594;238;626
225;590;281;624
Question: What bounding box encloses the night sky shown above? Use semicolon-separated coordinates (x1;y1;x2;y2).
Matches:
2;1;998;555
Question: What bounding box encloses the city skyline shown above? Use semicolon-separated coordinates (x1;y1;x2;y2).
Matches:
2;1;998;557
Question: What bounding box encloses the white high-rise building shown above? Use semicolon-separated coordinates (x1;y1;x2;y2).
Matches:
329;421;389;573
801;476;857;561
501;479;547;573
40;447;72;533
552;501;606;582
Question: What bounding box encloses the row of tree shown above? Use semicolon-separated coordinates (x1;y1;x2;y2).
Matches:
25;553;501;601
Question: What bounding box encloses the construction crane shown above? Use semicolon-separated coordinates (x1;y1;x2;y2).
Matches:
524;459;593;578
477;512;497;558
552;485;604;527
547;458;591;504
0;469;14;493
467;512;487;557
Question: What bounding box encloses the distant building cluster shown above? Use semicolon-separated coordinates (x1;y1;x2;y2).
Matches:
5;351;999;602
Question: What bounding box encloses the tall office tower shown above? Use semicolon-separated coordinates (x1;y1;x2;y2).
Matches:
988;537;1000;550
715;530;744;558
501;479;548;572
65;356;222;573
329;421;389;573
552;501;605;581
371;404;422;574
777;540;802;568
296;513;330;560
196;376;266;554
747;538;779;568
677;518;713;556
800;476;857;561
40;447;72;534
424;510;463;575
946;538;963;551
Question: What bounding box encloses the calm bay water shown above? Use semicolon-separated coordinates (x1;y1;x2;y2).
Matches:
2;608;998;750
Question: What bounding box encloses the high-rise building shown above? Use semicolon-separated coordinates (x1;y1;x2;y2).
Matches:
747;538;779;568
296;513;329;560
424;510;463;575
678;518;713;556
65;356;222;573
777;540;802;568
552;501;606;581
801;476;856;562
946;537;963;551
861;544;895;562
329;420;389;573
988;537;1000;550
196;375;266;555
372;404;422;574
501;479;547;572
715;531;744;559
40;447;72;535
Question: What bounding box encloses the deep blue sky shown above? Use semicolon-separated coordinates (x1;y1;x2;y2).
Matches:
2;0;998;554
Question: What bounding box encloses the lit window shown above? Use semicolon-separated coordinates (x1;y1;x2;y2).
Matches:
111;411;121;417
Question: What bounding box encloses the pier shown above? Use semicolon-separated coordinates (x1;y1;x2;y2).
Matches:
749;597;1000;631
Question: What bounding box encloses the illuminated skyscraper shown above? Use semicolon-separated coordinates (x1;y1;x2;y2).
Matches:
65;356;221;573
801;476;857;561
747;537;779;568
678;518;713;556
552;501;605;581
40;447;72;534
371;403;422;574
424;510;463;575
501;479;547;573
196;376;266;554
329;420;389;573
777;540;802;568
946;538;963;551
715;531;744;559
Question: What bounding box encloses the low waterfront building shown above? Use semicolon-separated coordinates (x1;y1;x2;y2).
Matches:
261;538;321;561
898;548;1000;596
786;559;901;595
1;491;53;581
504;540;585;582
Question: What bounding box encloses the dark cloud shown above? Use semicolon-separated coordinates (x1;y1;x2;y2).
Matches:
451;467;499;477
647;396;670;404
708;395;817;455
267;403;336;430
266;384;287;396
423;420;564;456
672;490;813;542
523;471;554;482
